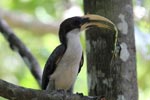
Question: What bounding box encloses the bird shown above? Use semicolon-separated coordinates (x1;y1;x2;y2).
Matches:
41;14;118;91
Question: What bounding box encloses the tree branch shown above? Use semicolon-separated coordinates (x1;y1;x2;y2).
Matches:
0;8;59;34
0;17;42;86
0;79;101;100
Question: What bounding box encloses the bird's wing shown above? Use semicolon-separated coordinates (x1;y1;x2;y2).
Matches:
41;44;66;89
78;53;84;73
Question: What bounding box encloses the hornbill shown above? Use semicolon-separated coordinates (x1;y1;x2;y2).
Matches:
41;14;118;91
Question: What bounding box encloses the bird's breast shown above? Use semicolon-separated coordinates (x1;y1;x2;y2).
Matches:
51;39;82;90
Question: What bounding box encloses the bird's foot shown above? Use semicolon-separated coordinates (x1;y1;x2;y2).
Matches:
50;89;65;95
56;89;66;93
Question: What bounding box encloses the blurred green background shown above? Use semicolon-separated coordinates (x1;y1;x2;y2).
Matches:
0;0;150;100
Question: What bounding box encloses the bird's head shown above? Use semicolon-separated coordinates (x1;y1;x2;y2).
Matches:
59;14;116;45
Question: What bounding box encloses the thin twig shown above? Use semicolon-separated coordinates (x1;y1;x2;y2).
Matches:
0;17;42;86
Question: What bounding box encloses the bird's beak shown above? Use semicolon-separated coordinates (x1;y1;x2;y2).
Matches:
81;14;115;31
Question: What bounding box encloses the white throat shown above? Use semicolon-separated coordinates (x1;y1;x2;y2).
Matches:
64;29;82;65
66;29;82;54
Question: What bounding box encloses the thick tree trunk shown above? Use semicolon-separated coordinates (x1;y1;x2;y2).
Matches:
84;0;138;100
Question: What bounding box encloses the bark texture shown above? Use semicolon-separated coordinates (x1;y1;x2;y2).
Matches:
84;0;138;100
0;79;102;100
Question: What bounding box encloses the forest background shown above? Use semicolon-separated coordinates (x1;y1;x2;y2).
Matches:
0;0;150;100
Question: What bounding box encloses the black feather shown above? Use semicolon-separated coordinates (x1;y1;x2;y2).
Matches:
41;44;66;89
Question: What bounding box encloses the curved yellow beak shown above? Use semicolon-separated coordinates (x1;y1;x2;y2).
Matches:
80;14;118;57
81;14;116;31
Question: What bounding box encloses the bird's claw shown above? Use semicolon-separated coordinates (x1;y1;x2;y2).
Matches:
57;89;66;93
